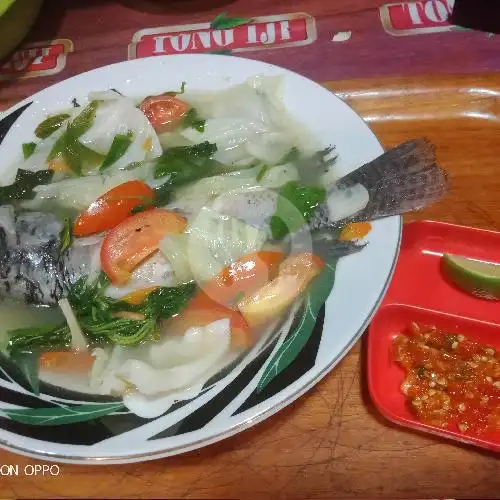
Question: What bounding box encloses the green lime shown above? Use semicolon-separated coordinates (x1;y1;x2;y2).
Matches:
441;253;500;300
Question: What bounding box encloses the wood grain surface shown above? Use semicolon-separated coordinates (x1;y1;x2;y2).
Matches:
0;72;499;499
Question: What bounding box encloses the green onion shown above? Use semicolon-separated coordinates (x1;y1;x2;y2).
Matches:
60;217;72;253
22;142;37;159
68;101;99;138
35;113;70;139
100;132;134;171
256;165;270;182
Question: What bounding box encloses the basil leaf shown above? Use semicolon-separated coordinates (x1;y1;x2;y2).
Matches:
100;132;134;171
0;169;53;204
22;142;37;159
270;181;326;240
210;12;253;29
35;113;70;139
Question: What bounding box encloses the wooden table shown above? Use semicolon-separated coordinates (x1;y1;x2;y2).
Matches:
0;72;499;499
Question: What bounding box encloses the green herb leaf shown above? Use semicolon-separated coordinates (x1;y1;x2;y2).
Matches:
257;258;339;392
80;316;158;346
154;141;218;181
182;108;206;132
2;402;125;426
164;81;186;97
210;12;253;29
100;132;134;171
256;165;270;183
270;181;326;240
22;142;37;159
0;169;53;205
9;350;40;395
60;217;72;253
143;283;196;320
35;113;70;139
7;324;71;354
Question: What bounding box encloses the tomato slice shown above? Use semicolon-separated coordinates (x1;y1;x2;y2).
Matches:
73;181;155;237
197;251;285;308
101;208;186;284
237;252;324;330
140;95;189;132
166;294;253;349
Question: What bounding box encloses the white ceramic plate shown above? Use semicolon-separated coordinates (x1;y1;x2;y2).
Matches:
0;54;400;464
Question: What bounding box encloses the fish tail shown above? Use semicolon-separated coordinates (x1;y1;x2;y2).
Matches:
336;138;448;221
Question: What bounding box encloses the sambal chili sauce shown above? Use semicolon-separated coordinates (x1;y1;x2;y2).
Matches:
392;322;500;434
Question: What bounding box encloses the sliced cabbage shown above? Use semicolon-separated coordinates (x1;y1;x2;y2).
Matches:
185;207;267;283
158;234;193;285
22;161;160;211
167;163;299;215
93;318;232;396
78;94;162;171
178;76;319;166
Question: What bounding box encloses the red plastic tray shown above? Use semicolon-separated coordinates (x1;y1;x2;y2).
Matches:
368;220;500;452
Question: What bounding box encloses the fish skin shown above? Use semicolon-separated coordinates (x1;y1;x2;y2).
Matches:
0;211;95;306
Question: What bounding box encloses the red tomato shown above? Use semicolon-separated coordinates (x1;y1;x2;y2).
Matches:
139;95;189;132
73;181;155;237
100;208;187;284
166;294;253;349
196;251;285;308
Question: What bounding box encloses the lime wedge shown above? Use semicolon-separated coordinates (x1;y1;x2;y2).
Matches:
441;253;500;300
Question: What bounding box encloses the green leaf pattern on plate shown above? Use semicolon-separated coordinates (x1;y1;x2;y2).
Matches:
1;402;125;426
257;258;339;392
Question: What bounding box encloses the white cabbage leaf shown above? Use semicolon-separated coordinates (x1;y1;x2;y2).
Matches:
92;318;232;397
